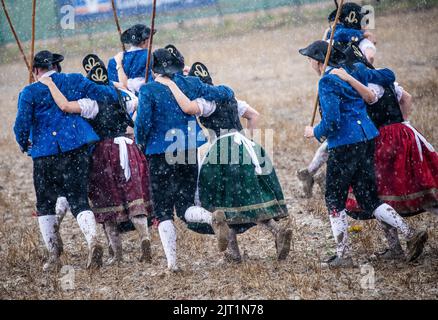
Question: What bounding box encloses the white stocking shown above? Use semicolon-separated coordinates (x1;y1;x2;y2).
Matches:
38;215;59;253
158;220;178;270
308;141;329;175
55;196;70;224
329;209;349;257
373;204;414;239
76;210;98;248
185;206;213;225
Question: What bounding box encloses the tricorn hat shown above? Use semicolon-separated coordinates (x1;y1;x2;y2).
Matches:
33;50;64;68
121;24;156;46
299;40;346;68
152;48;184;77
188;62;213;85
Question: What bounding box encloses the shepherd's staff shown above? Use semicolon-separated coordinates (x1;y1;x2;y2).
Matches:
29;0;36;84
111;0;126;52
1;0;33;77
144;0;157;83
309;0;344;126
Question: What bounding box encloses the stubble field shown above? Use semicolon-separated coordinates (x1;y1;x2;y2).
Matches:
0;4;437;299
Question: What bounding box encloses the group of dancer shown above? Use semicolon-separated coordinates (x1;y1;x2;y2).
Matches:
14;22;290;272
298;2;437;266
13;2;437;272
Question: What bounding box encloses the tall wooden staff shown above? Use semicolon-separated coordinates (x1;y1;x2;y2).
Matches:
29;0;36;83
111;0;125;52
144;0;157;83
309;0;344;126
1;0;33;77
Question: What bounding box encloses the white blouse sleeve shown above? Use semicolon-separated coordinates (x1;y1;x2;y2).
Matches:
78;98;99;119
237;100;250;117
394;82;404;102
119;88;138;115
127;77;145;94
195;98;217;117
367;83;384;105
359;38;377;55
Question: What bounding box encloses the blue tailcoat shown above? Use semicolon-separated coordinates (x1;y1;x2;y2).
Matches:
14;72;119;158
135;74;234;155
314;63;395;149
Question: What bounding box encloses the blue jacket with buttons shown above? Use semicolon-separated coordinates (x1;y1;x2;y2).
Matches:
135;73;234;155
14;72;119;159
314;63;395;149
107;49;153;83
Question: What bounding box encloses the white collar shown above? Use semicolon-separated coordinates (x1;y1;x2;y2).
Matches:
127;46;143;52
39;70;56;79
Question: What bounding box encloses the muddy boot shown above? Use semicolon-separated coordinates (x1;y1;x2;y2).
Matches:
324;255;354;268
276;227;293;261
313;169;326;195
224;229;242;263
104;221;122;266
376;222;405;261
259;219;292;261
297;168;314;198
131;216;152;263
211;210;230;252
406;230;428;262
43;250;62;272
86;242;104;269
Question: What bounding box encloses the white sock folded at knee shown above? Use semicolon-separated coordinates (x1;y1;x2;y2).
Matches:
185;206;213;225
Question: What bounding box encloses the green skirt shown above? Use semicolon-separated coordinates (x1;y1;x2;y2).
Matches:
198;133;288;228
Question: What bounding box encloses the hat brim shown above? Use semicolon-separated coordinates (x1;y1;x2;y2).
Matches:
299;46;343;68
52;53;64;64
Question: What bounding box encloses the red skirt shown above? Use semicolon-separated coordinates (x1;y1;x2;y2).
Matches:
346;122;438;217
89;136;152;224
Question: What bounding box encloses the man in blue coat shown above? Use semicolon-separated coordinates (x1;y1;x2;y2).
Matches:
107;24;155;94
14;50;119;271
135;48;234;272
300;41;427;267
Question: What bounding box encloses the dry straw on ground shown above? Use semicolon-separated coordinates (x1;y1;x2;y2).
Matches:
0;4;437;300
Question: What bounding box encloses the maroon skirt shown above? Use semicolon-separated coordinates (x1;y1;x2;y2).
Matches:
89;136;152;224
347;122;438;216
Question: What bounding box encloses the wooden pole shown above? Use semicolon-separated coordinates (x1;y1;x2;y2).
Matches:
144;0;157;83
1;0;33;74
29;0;36;84
309;0;344;126
111;0;126;52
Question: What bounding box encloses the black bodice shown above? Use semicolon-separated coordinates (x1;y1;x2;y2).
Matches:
88;90;134;140
198;97;244;137
366;85;404;129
